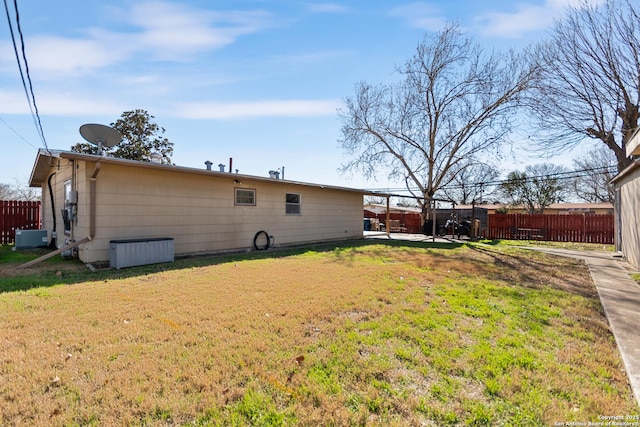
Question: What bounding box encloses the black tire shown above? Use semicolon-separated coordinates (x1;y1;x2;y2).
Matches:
253;230;271;250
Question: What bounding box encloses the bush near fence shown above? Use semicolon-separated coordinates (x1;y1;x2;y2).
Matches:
485;213;613;244
0;200;41;245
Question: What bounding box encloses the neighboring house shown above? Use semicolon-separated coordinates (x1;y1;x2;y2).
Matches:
543;203;613;215
29;149;365;264
363;203;421;215
611;159;640;268
453;203;613;215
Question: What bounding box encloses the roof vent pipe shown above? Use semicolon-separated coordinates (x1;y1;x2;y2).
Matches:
205;160;213;171
274;171;280;179
269;170;277;179
218;163;226;172
151;152;162;164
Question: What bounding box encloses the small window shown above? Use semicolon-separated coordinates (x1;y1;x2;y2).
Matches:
235;188;256;206
286;193;301;215
63;180;72;234
64;181;72;206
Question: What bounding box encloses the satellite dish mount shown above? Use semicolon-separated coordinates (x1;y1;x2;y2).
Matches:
79;124;122;156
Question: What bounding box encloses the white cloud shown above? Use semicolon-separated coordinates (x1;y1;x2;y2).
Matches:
0;90;31;114
0;2;274;76
390;3;447;31
174;99;341;120
17;35;131;75
475;0;606;38
128;2;274;60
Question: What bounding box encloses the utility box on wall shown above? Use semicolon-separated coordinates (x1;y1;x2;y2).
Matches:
14;229;48;250
109;237;174;269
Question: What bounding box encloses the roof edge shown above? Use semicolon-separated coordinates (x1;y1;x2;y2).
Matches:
29;149;367;194
611;160;640;185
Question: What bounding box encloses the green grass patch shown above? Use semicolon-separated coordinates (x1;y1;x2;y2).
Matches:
0;241;636;425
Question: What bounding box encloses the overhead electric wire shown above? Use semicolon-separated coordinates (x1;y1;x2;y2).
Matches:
3;0;49;152
0;116;38;149
364;165;618;194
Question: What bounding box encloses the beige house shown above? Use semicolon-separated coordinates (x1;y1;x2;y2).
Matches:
610;128;640;268
29;149;365;265
611;159;640;268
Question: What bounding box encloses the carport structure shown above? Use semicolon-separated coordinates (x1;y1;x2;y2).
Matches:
365;191;462;241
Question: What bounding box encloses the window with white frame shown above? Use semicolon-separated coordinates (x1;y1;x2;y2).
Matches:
286;193;301;214
235;188;256;206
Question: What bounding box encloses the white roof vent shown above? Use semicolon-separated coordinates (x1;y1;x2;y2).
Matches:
150;152;162;164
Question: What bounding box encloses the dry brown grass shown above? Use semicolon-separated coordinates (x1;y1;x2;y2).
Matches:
0;242;637;425
1;254;388;425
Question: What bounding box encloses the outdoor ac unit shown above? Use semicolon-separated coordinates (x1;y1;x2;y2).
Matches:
15;229;48;250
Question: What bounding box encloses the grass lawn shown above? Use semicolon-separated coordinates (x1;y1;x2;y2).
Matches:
0;240;637;426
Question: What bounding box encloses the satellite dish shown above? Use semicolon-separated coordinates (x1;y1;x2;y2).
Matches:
79;123;122;155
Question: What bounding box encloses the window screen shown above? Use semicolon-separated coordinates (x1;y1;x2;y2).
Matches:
235;188;256;206
286;193;301;214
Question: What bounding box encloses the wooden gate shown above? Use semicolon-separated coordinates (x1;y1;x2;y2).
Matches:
0;200;41;245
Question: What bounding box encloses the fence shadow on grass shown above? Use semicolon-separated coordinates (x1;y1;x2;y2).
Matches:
0;238;465;294
465;243;599;300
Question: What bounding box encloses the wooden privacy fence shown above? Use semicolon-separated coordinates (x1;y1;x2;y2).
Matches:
0;200;41;245
485;213;613;244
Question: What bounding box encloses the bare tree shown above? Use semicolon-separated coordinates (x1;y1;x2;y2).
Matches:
0;180;39;201
572;145;617;203
339;24;537;225
0;183;15;199
364;195;386;205
500;164;570;213
11;178;39;201
529;0;639;172
437;161;500;204
396;199;419;208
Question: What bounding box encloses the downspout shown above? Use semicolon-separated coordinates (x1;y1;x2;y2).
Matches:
89;160;101;239
47;172;57;249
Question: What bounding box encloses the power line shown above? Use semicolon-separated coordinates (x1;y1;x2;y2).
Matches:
3;0;49;152
0;116;38;149
364;165;617;194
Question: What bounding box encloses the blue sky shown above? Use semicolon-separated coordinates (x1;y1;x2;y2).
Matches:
0;0;600;190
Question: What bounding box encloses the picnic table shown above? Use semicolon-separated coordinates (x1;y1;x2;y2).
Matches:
512;227;546;240
388;219;407;233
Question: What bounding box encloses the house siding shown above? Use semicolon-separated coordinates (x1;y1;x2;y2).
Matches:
62;162;363;263
613;165;640;269
39;158;76;245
